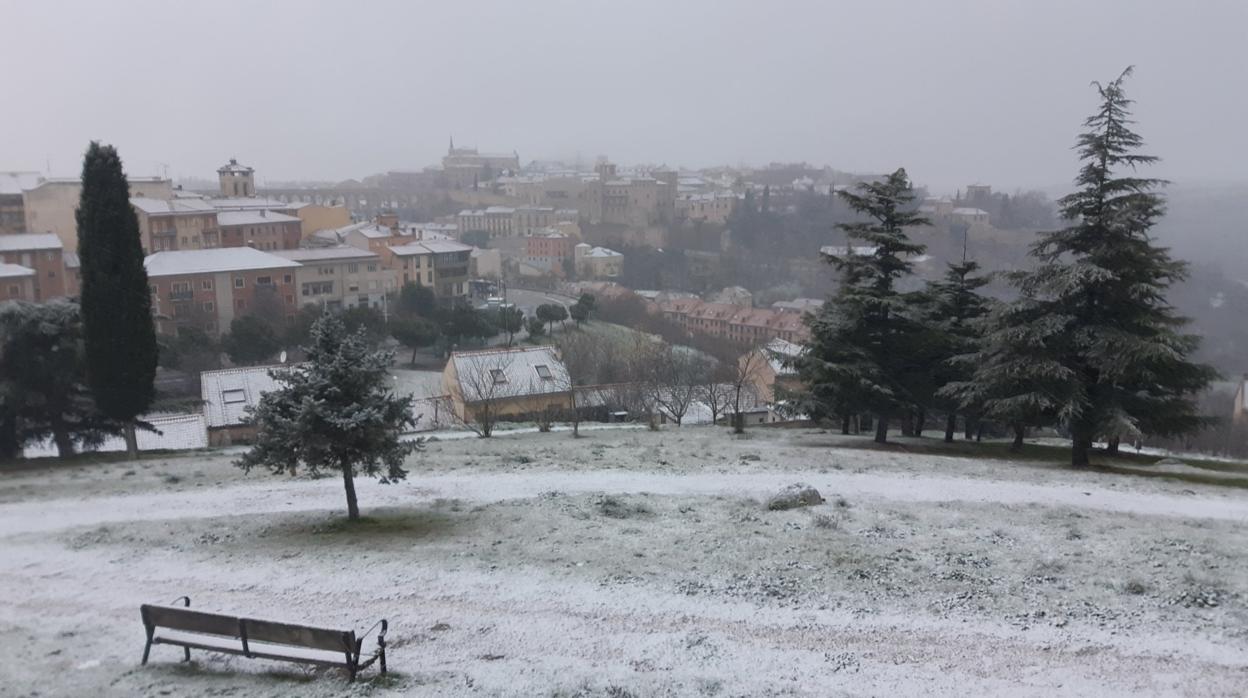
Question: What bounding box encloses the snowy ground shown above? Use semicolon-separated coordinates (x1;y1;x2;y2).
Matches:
2;427;1247;697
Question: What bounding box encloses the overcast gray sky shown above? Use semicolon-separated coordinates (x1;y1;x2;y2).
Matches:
3;0;1245;193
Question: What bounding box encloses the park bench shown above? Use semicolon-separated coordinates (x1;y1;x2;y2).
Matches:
140;597;387;681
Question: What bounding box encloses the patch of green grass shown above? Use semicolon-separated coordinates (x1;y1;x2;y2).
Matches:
273;507;463;542
824;434;1248;489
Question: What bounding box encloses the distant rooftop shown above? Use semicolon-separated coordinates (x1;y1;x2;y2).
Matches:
210;197;291;211
272;246;378;263
0;171;42;195
130;197;216;215
216;210;301;226
388;240;473;256
145;247;301;277
0;263;35;278
217;158;254;175
0;233;62;252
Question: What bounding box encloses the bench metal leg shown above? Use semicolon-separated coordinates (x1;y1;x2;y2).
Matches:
182;646;191;662
379;646;387;675
141;638;152;666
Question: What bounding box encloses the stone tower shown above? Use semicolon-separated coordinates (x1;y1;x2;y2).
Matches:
218;158;255;198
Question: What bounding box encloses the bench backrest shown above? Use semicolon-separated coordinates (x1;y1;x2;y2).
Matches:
141;605;241;638
241;618;356;654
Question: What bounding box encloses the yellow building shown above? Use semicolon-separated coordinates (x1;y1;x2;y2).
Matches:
289;202;351;237
273;246;396;311
388;240;473;301
443;346;572;423
23;176;172;252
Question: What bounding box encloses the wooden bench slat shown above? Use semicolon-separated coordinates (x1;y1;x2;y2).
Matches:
142;605;240;638
241;618;355;653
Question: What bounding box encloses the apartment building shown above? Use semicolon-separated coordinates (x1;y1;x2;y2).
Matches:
525;229;576;272
0;172;42;233
0;233;67;300
216;210;302;250
272;247;395;311
23;176;173;252
131;197;220;252
388;240;473;301
657;298;809;345
676;192;738;224
144;247;301;336
0;263;36;301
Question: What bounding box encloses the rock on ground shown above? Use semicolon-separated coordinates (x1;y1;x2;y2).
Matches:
766;483;825;510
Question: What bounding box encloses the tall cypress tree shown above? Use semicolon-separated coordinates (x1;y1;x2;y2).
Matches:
798;168;930;443
998;68;1215;465
77;142;157;458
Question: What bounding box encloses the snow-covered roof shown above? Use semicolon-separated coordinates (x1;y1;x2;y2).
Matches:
772;297;823;313
450;346;570;403
130;197;216;215
272;246;378;263
952;207;989;216
201;366;284;428
217;159;253;174
210;197;291;211
388;240;473;257
819;245;877;257
0;263;35;278
216;210;301;226
762;337;805;375
62;252;80;269
145;247;301;277
22;412;207;458
0;233;62;251
0;171;42;195
576;244;622;258
333;222;393;239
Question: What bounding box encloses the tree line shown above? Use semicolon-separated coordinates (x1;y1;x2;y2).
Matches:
795;69;1216;466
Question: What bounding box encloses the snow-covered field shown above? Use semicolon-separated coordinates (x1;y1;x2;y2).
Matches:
2;427;1247;697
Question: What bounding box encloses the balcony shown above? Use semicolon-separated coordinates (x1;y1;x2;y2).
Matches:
169;289;194;301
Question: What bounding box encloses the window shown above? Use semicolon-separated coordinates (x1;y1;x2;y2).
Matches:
7;284;19;296
234;276;244;288
347;263;359;273
535;365;553;380
202;301;214;312
256;276;272;286
222;389;246;404
348;283;359;292
367;263;377;272
490;369;508;384
201;279;213;290
235;299;246;310
283;274;293;284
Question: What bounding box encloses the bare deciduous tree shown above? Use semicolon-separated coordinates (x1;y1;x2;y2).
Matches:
452;354;519;438
650;346;706;426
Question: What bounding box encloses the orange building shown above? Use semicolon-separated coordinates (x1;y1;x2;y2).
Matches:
0;263;36;301
216;210;302;250
0;233;67;300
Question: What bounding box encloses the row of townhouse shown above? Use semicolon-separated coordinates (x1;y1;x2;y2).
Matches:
10;160;347;255
0;232;78;302
656;298;809;345
145;234;476;337
456;205;578;240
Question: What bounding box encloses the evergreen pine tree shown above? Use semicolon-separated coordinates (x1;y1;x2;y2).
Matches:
925;257;992;442
238;313;419;521
76;142;157;458
798;168;931;443
994;68;1216;465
